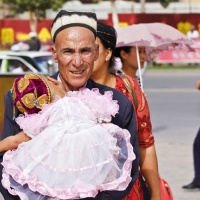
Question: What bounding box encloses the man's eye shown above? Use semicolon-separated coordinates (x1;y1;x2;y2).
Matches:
81;49;93;57
82;49;90;53
63;49;73;53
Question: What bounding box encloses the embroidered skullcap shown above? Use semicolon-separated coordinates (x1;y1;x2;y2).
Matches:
51;10;97;42
11;74;51;115
97;21;117;52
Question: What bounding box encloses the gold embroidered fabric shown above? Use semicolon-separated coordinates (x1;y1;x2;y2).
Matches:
17;74;40;93
16;101;25;114
12;74;51;114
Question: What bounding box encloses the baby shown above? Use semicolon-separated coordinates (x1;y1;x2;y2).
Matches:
1;74;135;200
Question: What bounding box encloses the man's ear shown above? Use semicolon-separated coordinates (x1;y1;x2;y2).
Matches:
51;45;58;63
94;43;99;61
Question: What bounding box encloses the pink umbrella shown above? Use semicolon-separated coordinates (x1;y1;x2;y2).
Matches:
116;23;194;91
116;22;194;56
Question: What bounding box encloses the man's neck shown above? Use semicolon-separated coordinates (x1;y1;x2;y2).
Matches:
58;73;87;91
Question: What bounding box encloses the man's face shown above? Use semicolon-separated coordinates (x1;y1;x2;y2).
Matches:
52;27;99;91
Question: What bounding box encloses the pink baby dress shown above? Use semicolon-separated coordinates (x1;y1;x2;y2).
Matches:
2;88;135;200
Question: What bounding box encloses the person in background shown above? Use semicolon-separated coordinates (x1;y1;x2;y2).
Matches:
182;79;200;190
90;21;160;200
114;45;161;199
187;25;199;39
196;80;200;90
114;46;146;87
11;64;30;73
10;32;41;52
26;32;41;51
0;10;139;200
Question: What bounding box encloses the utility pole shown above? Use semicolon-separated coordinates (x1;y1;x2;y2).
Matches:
140;0;145;13
111;0;119;28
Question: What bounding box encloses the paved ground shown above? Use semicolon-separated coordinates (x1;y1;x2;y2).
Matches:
144;69;200;200
0;69;200;200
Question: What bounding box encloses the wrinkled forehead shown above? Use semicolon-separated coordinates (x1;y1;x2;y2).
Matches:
55;27;96;48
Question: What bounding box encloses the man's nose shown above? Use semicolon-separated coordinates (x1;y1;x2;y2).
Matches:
72;53;83;67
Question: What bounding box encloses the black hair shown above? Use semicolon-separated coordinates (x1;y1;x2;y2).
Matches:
114;46;132;63
97;21;117;69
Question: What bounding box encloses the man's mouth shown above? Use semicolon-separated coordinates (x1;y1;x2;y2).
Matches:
71;70;84;75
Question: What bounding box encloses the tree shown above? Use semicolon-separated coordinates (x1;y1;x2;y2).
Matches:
3;0;66;32
160;0;173;8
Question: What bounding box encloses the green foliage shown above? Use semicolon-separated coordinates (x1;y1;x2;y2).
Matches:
160;0;173;8
3;0;65;19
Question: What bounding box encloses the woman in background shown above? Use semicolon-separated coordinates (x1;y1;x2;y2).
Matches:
90;21;160;200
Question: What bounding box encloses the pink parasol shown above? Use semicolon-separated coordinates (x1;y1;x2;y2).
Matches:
116;23;194;91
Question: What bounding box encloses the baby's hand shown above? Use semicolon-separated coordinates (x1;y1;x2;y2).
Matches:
46;76;67;98
47;76;69;92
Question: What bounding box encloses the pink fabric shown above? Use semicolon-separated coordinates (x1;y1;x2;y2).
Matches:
2;88;135;199
116;22;194;60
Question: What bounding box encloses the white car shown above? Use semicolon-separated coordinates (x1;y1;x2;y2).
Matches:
0;51;57;75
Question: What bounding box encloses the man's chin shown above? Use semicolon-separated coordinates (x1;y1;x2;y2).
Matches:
68;82;87;91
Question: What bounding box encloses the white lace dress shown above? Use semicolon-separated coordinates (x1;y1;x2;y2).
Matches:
2;88;135;200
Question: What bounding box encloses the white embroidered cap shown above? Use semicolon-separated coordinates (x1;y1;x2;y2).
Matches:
51;10;97;42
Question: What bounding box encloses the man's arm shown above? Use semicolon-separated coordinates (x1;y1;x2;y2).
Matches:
1;92;22;141
0;92;22;200
0;131;31;152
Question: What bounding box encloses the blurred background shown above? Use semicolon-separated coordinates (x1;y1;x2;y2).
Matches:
0;1;200;199
1;0;200;51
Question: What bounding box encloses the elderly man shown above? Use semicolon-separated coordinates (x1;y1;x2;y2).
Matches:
0;10;139;200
